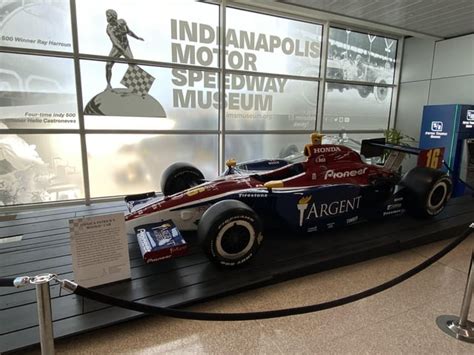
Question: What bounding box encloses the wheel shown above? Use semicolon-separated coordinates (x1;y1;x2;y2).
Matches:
400;167;452;217
358;86;372;98
374;79;388;102
198;200;263;267
160;162;204;196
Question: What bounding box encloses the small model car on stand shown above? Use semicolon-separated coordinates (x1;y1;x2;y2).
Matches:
125;133;452;267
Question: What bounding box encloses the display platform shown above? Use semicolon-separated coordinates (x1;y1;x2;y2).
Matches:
1;196;473;353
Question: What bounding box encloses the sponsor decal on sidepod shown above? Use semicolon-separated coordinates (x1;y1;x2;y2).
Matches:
297;195;362;226
324;167;368;180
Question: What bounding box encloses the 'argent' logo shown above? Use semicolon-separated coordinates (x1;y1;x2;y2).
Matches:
305;196;362;220
297;196;312;226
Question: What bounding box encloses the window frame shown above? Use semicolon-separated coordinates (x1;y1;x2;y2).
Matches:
0;0;404;210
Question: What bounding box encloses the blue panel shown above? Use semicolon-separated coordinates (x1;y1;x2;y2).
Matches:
272;185;362;233
458;105;474;134
419;104;458;168
420;104;474;197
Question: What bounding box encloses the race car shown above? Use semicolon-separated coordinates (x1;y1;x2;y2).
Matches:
124;134;452;267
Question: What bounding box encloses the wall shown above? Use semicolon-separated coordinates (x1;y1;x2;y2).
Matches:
396;34;474;141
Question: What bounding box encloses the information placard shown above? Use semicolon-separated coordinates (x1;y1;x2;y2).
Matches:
69;213;131;287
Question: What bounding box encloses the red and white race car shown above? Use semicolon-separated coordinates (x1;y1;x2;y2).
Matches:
125;134;452;267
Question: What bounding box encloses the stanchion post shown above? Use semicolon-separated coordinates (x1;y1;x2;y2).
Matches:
437;250;474;343
32;274;56;355
458;252;474;328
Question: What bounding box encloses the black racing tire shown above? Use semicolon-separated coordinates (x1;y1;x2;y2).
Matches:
400;167;452;218
160;162;205;196
198;200;263;267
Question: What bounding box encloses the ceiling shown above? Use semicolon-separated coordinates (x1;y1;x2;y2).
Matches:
278;0;474;38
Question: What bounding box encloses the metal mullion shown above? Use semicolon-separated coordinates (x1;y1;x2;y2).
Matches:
70;0;90;205
0;198;87;214
83;129;219;135
321;129;385;134
218;0;227;174
317;21;330;132
388;36;405;130
224;129;316;135
0;129;80;134
324;78;396;88
0;45;74;59
224;68;320;82
77;53;220;73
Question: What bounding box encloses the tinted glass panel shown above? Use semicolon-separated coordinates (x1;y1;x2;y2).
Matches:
225;134;308;162
227;8;322;77
0;53;78;129
323;83;392;131
327;27;396;84
86;134;218;197
225;74;318;131
0;134;84;205
0;0;72;51
81;60;218;130
77;0;218;66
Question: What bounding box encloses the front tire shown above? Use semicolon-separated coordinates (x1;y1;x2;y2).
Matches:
400;167;452;217
198;200;263;267
160;162;204;196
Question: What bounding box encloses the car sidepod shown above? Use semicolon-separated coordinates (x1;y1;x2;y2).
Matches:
271;184;365;233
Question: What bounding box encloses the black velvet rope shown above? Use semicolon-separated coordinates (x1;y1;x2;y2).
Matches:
0;277;16;287
72;225;473;321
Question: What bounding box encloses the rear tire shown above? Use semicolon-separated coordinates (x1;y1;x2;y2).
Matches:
400;167;452;217
198;200;263;267
160;162;204;196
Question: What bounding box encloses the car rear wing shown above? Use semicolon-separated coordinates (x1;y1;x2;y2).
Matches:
361;138;445;170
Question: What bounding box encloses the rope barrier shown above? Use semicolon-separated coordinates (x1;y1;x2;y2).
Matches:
0;276;30;288
61;224;473;321
0;277;16;287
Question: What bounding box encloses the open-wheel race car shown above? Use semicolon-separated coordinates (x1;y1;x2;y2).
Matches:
125;133;452;267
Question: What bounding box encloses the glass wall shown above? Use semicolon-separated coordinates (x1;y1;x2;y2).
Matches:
324;27;397;131
0;0;399;206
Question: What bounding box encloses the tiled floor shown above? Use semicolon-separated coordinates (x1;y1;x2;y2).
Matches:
24;233;474;354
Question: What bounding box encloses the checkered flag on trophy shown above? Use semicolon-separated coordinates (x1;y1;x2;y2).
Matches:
120;64;155;96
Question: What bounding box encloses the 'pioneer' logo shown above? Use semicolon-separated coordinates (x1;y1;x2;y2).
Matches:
324;167;368;179
312;146;341;154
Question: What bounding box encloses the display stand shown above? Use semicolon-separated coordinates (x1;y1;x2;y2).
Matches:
1;197;473;353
